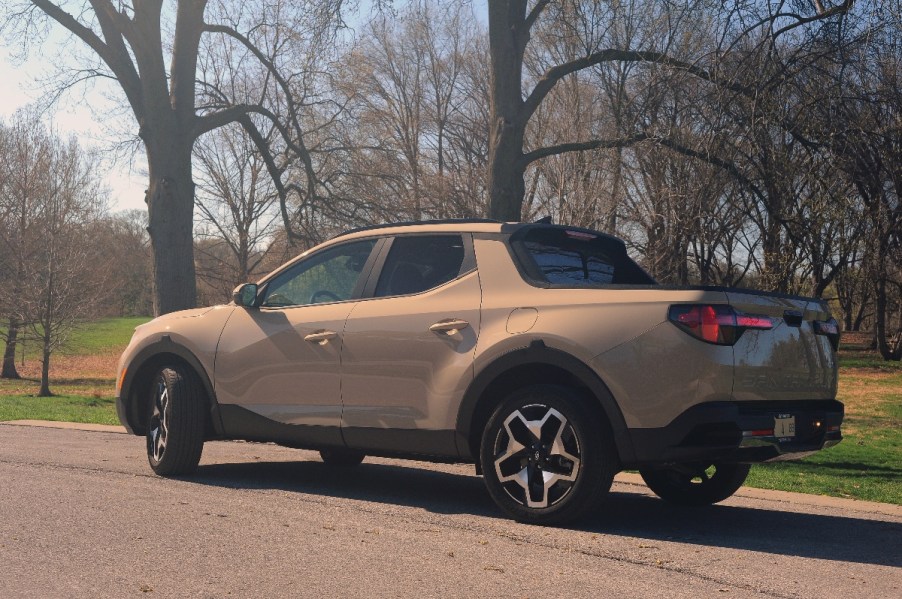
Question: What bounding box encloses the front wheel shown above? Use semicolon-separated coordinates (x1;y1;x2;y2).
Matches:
480;385;616;525
146;365;206;475
639;463;751;506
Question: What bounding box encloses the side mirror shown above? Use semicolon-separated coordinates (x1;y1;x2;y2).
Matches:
232;283;259;308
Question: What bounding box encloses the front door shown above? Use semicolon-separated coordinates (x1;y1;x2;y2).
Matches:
215;239;378;444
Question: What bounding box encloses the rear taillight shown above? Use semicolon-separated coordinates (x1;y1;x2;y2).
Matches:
813;318;840;351
668;304;774;346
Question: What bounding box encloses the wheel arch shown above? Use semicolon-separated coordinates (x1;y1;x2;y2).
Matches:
120;339;222;438
455;341;635;464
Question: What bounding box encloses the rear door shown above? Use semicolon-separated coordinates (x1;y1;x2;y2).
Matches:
339;234;481;455
728;291;837;402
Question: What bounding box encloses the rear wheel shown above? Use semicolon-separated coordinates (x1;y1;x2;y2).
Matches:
319;449;365;467
639;463;750;506
480;385;616;525
146;365;206;475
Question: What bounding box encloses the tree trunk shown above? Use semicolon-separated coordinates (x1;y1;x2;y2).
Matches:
487;1;529;221
1;317;20;379
38;328;52;397
875;275;900;360
145;135;198;316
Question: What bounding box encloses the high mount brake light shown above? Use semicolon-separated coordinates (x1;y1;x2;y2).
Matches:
668;304;774;346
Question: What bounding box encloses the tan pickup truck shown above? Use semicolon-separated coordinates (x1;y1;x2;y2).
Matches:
117;220;843;524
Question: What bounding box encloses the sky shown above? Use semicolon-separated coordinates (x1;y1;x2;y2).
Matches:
0;37;148;213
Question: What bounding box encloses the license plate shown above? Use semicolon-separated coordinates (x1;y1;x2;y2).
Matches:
774;414;796;440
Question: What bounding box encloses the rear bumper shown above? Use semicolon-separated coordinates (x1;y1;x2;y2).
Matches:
626;399;843;467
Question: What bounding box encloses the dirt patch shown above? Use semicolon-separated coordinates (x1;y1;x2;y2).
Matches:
7;352;119;381
837;369;902;434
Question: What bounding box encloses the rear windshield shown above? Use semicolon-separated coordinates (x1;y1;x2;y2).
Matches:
510;227;656;287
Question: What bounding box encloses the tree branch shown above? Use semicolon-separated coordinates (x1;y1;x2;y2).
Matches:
521;132;649;166
524;49;754;122
524;0;551;31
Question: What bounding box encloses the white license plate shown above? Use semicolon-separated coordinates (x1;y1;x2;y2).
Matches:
774;414;796;440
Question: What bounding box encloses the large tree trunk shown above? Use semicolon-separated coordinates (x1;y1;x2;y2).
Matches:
1;317;20;379
145;133;198;316
487;1;529;221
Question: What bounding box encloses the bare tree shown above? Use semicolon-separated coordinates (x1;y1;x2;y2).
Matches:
484;0;853;220
0;111;53;379
3;0;345;315
334;0;485;222
194;123;280;298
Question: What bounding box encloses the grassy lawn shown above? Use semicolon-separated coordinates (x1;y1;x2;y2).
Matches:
746;352;902;505
0;317;148;425
1;317;900;505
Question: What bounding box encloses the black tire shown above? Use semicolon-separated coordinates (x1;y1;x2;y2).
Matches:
146;365;206;475
639;463;751;506
319;448;366;467
479;385;617;525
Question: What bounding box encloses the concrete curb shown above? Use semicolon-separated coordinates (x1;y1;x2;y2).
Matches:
1;419;128;434
3;419;900;518
613;471;902;518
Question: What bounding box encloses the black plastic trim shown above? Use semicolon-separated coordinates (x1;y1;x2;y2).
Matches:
218;405;343;447
342;427;459;458
218;406;463;461
117;338;222;437
626;399;844;467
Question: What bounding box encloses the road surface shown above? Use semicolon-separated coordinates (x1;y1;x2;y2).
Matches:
0;422;899;598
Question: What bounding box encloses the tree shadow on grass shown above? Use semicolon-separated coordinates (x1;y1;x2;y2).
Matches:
189;458;901;568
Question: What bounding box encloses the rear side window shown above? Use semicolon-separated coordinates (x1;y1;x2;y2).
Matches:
375;235;465;297
511;227;655;286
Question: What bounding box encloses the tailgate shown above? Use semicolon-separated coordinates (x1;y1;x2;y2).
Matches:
728;291;837;402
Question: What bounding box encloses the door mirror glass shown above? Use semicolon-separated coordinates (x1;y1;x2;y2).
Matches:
232;283;258;308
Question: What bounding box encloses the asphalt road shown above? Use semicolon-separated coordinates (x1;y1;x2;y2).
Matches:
0;423;899;598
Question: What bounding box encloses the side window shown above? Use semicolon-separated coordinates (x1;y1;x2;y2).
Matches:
374;235;465;297
524;240;615;285
513;228;655;286
262;239;376;307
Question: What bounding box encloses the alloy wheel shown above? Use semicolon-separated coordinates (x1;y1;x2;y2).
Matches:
492;404;582;509
147;377;170;463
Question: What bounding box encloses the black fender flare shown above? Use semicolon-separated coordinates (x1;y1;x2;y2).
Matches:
454;341;635;464
119;336;223;437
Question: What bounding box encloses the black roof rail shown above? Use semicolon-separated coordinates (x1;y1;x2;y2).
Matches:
334;218;503;239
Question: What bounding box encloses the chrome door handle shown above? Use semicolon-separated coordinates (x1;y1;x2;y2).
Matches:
429;319;470;335
304;330;338;344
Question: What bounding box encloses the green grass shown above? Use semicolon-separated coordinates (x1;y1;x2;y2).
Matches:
0;394;119;425
59;316;150;355
746;426;902;505
1;316;900;505
11;316;149;358
0;316;149;425
746;359;902;504
838;349;902;371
